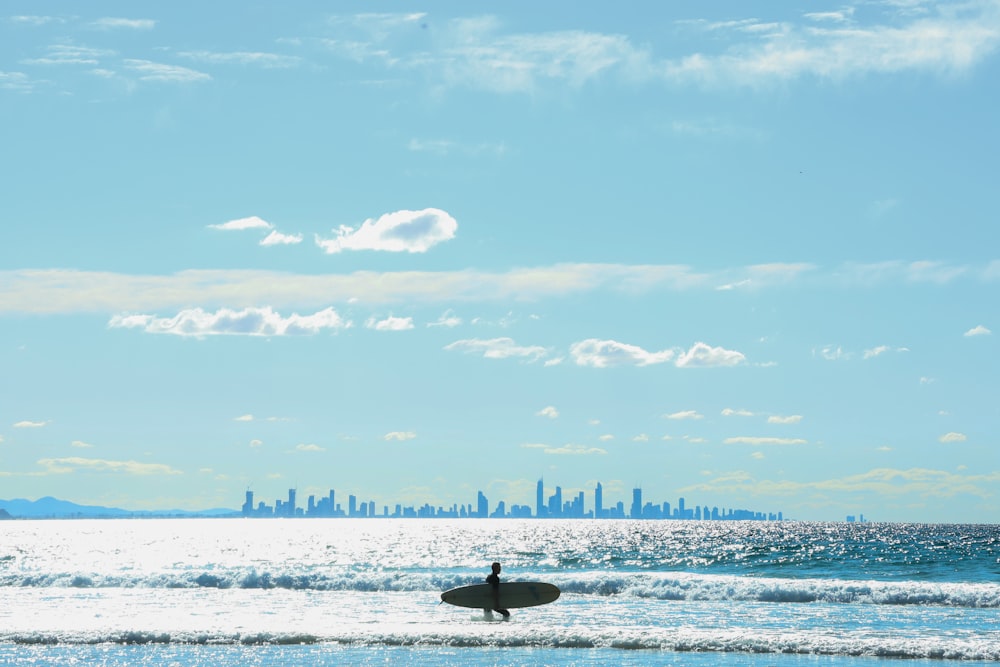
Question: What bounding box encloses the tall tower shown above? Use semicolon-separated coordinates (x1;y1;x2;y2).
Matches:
287;488;296;517
631;487;642;519
594;482;603;519
536;478;545;518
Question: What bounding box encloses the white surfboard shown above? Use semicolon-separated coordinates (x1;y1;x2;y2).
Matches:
440;581;560;609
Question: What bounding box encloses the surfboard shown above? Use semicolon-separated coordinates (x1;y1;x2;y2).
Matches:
440;582;560;609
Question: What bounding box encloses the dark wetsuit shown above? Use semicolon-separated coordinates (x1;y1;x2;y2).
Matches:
486;571;510;618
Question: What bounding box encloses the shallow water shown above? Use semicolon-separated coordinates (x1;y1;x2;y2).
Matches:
1;519;997;664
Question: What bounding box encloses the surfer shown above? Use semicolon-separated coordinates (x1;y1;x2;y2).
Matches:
486;562;510;618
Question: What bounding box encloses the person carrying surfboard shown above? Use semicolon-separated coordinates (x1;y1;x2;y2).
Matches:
486;562;511;618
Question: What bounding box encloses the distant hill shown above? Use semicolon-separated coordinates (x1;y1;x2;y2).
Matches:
0;496;237;519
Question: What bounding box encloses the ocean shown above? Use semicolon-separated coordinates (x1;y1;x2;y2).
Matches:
0;519;997;666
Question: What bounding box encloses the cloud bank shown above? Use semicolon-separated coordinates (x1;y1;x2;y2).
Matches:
109;307;349;337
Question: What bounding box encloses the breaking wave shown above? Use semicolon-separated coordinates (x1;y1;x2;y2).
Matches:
2;569;997;609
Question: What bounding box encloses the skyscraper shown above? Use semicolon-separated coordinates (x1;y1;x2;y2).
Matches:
536;478;545;518
631;488;642;519
595;482;603;519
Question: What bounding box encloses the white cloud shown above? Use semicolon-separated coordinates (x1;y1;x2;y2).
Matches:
665;410;703;420
0;71;32;91
817;345;849;361
724;436;808;445
3;261;990;315
123;59;211;83
178;51;301;68
70;440;93;448
384;431;416;441
249;439;263;448
964;324;992;337
863;345;910;359
316;208;457;254
235;414;254;422
570;339;675;367
767;415;803;425
10;15;63;26
209;216;273;231
108;307;349;337
633;434;649;442
14;420;47;428
939;432;967;443
669;8;1000;86
428;310;462;327
365;315;415;331
722;408;755;417
260;230;303;246
295;443;325;452
91;18;156;30
444;337;549;362
521;442;607;455
804;9;854;23
599;434;615;442
36;457;181;475
536;406;559;419
325;7;1000;95
681;467;1000;500
675;341;746;368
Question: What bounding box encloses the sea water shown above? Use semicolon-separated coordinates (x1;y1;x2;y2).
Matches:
0;519;997;665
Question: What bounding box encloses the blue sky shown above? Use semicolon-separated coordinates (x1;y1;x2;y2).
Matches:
1;1;998;522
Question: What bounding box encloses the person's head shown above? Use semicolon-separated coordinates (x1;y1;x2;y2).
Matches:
491;562;501;574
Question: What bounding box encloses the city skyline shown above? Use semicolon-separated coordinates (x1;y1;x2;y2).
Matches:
241;479;784;522
1;2;998;524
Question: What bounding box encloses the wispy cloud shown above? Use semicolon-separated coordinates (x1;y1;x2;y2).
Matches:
366;315;414;331
816;345;850;361
21;44;115;66
210;216;273;231
316;208;457;254
428;310;462;328
90;18;156;30
722;408;755;417
724;436;808;445
521;442;607;455
295;443;325;452
14;420;47;428
767;415;803;425
260;230;303;246
384;431;416;441
9;15;65;26
123;59;211;83
570;339;675;368
0;71;32;91
108;307;350;337
681;467;1000;500
70;440;94;448
2;260;992;315
665;410;703;420
863;345;910;359
408;138;508;157
964;324;992;337
322;6;1000;95
939;432;967;443
444;337;549;362
36;457;181;475
178;51;301;68
669;6;1000;86
536;406;559;419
